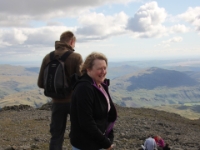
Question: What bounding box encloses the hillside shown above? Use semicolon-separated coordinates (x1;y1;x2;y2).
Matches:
0;65;49;108
110;67;200;109
153;104;200;120
0;104;200;150
0;64;200;119
127;67;198;90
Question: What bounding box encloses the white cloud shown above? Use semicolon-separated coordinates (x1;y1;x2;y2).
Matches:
0;10;129;48
46;22;65;26
162;36;183;44
0;0;199;63
0;26;78;58
0;28;27;46
0;14;31;27
76;12;128;41
169;24;189;33
0;0;134;15
127;1;167;38
178;6;200;33
0;0;135;27
0;26;77;46
155;36;183;48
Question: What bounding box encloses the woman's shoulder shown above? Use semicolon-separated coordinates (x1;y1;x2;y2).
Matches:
75;78;93;91
77;80;92;87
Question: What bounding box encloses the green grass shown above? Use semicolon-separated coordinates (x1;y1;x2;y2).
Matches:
152;104;200;120
184;102;200;106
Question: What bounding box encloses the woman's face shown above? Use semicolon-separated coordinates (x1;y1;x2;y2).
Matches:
87;59;107;86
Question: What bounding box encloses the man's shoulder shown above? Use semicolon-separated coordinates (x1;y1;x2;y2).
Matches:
41;52;51;64
71;51;81;57
69;51;82;61
44;52;50;58
52;50;82;60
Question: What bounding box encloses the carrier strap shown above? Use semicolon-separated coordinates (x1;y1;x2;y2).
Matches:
50;50;73;61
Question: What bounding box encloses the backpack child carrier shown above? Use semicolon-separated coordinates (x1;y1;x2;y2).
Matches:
43;50;73;99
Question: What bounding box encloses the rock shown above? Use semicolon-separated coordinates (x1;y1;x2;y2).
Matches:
1;105;34;112
0;104;200;150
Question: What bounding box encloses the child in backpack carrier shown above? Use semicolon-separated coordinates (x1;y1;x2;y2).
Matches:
154;135;165;150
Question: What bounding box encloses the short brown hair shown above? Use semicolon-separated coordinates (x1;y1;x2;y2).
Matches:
60;31;76;43
81;52;108;74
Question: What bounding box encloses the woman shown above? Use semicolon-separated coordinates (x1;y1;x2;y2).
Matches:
70;52;117;150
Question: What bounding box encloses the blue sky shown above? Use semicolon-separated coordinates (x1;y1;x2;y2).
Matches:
0;0;200;66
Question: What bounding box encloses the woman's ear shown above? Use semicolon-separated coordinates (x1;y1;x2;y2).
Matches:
87;68;92;75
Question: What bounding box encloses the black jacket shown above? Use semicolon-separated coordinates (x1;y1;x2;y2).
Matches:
70;74;117;150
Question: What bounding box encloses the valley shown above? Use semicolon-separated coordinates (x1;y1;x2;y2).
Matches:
0;58;200;119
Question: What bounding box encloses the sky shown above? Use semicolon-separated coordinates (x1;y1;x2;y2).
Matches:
0;0;200;66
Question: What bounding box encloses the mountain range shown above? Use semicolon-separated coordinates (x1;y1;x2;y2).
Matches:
0;62;200;119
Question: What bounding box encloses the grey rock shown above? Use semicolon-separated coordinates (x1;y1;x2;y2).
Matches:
0;104;200;150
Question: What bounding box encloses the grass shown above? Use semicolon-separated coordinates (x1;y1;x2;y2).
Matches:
184;102;200;106
1;64;200;120
0;89;50;108
153;104;200;120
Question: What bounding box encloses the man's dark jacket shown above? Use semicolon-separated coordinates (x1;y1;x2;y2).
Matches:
70;73;117;150
37;41;82;103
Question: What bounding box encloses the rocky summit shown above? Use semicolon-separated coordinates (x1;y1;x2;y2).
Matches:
0;103;200;150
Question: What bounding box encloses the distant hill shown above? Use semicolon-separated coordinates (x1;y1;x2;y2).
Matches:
153;104;200;120
127;67;198;91
177;105;200;113
25;67;40;73
110;67;200;110
0;64;200;119
184;71;200;82
0;65;49;109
